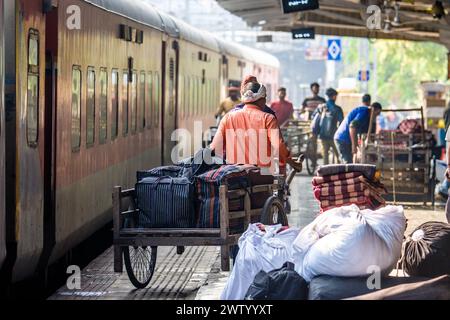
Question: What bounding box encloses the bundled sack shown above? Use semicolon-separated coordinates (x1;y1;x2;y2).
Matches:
399;221;450;278
292;205;406;282
348;275;450;300
245;262;308;301
308;275;429;300
221;224;300;300
135;176;195;228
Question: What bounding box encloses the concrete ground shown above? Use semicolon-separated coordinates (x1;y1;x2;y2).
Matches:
49;173;448;301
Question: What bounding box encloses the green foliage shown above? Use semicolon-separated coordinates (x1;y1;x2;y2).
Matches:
340;38;448;107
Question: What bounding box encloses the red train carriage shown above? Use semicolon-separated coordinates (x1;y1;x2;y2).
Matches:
1;0;280;284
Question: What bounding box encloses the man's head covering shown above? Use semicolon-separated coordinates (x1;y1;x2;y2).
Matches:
228;86;240;92
241;82;267;104
241;76;258;93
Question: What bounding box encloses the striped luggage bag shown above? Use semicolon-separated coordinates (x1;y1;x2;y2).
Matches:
135;176;195;228
195;165;249;230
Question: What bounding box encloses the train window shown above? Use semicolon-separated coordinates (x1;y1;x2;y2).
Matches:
122;71;129;136
189;76;194;117
27;30;40;147
86;67;96;147
154;72;160;127
139;71;146;130
184;76;189;118
71;66;82;151
99;68;108;144
180;75;184;119
193;77;197;115
130;71;137;134
147;71;153;129
111;70;119;140
168;59;175;116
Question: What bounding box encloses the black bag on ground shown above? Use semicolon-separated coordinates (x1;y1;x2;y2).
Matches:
308;275;430;300
399;221;450;278
135;176;195;228
244;262;308;300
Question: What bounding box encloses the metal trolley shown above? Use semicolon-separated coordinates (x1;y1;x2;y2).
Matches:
112;181;288;289
361;107;437;205
281;120;319;176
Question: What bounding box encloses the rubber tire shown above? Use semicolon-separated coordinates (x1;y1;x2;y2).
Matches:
261;196;289;226
124;246;158;289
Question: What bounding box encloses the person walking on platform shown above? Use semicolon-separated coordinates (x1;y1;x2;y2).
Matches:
313;88;344;165
210;79;302;175
334;95;382;164
270;87;294;127
445;126;450;222
301;82;326;120
215;86;241;119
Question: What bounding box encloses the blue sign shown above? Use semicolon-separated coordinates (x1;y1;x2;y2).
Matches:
358;70;370;81
327;39;342;61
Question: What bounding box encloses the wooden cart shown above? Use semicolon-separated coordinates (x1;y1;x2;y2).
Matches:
281;120;320;176
361;107;437;205
112;183;284;289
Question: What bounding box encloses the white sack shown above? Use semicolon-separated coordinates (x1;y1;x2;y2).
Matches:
293;205;406;282
221;224;300;300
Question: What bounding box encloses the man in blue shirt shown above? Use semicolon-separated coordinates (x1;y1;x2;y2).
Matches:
315;88;344;165
334;94;382;164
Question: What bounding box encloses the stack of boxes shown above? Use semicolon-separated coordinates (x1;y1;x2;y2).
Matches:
420;81;448;145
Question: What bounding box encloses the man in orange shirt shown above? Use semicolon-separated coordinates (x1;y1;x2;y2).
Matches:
210;79;302;175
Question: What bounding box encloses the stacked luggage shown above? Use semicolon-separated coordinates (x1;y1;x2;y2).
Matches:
312;164;387;212
134;149;273;231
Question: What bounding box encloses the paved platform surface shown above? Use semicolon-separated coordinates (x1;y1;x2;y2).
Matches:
49;173;448;300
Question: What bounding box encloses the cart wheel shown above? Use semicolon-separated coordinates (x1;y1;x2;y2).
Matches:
306;140;318;176
123;246;157;289
261;196;288;226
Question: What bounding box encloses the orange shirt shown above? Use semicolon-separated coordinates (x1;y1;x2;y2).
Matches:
211;105;291;171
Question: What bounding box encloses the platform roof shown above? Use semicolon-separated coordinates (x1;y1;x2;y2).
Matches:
216;0;450;49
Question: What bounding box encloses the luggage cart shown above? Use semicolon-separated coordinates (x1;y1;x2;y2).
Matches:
112;182;285;289
361;107;437;205
281;120;318;176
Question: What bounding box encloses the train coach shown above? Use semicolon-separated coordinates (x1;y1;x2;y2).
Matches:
1;0;280;284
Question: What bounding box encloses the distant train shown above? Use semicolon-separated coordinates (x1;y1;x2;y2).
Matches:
0;0;280;283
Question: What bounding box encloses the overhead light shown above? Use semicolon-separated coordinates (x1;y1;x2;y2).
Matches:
431;1;446;19
258;20;267;25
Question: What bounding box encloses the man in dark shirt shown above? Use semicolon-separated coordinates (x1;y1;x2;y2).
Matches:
302;82;326;120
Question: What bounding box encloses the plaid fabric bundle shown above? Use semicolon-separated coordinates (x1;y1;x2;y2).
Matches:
317;164;377;180
312;172;363;187
313;165;387;213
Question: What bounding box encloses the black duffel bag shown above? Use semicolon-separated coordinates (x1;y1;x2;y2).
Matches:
245;262;308;301
135;176;195;228
399;221;450;278
137;166;184;182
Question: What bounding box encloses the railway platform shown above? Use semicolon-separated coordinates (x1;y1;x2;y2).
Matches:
49;173;448;301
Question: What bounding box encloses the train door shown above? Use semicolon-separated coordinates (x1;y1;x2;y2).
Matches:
3;0;47;282
161;39;179;165
0;0;6;271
